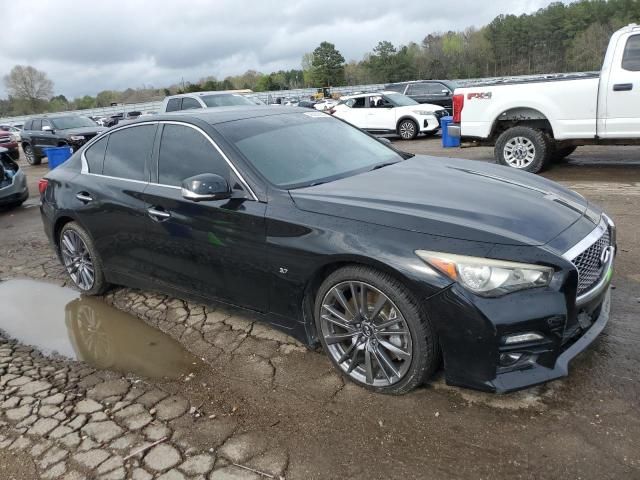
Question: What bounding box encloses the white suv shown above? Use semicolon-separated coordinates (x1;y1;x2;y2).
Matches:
331;91;446;140
160;91;256;113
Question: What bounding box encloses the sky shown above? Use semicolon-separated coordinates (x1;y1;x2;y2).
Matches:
1;0;566;99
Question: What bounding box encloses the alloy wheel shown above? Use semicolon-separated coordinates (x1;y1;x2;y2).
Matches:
503;136;536;168
320;281;413;387
399;121;416;139
61;230;95;291
24;146;35;165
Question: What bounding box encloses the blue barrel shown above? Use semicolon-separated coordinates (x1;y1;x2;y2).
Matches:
440;116;460;148
43;146;73;170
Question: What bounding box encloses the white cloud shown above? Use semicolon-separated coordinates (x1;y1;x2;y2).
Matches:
1;0;564;98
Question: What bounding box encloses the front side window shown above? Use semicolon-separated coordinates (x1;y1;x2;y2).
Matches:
157;124;229;187
84;136;108;174
217;113;402;189
166;98;181;112
384;93;419;107
41;120;52;130
103;125;156;181
622;34;640;71
32;120;42;130
180;97;202;110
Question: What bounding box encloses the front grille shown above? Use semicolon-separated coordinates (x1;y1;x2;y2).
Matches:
0;135;11;144
571;229;611;295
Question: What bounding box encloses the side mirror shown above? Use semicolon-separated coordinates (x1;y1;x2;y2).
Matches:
181;173;231;202
42;125;53;132
442;90;451;96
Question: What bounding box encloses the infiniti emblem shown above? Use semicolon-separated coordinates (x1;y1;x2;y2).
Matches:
600;247;611;266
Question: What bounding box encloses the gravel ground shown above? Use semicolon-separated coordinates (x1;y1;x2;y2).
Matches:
0;142;639;480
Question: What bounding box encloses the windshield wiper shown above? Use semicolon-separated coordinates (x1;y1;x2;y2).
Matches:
369;161;399;171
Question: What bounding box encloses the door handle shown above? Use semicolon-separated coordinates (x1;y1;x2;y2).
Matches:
147;206;171;221
613;83;633;91
75;192;93;203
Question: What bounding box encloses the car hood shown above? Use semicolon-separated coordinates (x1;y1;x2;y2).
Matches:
290;156;589;246
60;127;106;136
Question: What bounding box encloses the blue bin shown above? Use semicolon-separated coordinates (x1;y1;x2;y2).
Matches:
43;146;73;170
440;116;460;148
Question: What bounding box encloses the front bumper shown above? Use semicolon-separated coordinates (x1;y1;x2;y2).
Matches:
426;226;615;393
420;116;440;132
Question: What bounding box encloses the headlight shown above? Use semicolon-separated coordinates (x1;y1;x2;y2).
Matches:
415;110;435;116
68;135;85;141
415;250;553;297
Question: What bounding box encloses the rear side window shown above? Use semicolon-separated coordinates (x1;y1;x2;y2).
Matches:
157;124;229;187
352;97;366;108
84;136;108;174
103;125;156;181
24;120;32;130
180;97;201;110
622;34;640;71
165;98;181;112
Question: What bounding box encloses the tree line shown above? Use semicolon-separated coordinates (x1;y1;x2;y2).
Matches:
2;0;639;117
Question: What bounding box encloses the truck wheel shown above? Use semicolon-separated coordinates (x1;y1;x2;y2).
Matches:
495;126;551;173
398;119;418;140
551;145;577;163
23;144;42;166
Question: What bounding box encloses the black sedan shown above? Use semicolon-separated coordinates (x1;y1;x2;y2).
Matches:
39;106;616;394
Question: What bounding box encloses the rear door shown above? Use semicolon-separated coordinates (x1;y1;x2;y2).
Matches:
29;119;45;155
40;119;58;151
335;97;369;128
142;122;269;311
366;95;397;131
73;123;159;281
603;33;640;137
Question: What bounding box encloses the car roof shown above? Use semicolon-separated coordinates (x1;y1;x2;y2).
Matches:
124;105;307;126
340;90;401;100
165;90;253;100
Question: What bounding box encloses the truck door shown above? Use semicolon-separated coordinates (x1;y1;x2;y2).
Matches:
603;32;640;138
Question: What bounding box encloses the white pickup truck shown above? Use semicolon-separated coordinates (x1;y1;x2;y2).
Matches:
448;24;640;173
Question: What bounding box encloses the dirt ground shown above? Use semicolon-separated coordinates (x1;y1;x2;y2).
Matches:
0;139;639;480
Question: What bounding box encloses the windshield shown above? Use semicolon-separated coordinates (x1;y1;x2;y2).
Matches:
217;113;403;189
50;116;97;130
384;93;419;107
201;94;255;108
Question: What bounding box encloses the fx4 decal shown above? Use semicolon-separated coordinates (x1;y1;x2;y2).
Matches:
467;92;492;100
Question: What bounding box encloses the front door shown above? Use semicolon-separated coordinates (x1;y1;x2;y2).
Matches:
142;123;269;312
366;95;397;131
603;33;640;138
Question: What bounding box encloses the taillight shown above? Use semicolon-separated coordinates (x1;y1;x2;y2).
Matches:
452;94;464;123
38;178;48;195
328;108;336;115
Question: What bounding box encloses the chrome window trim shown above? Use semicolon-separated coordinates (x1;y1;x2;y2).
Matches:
84;172;149;186
562;217;607;261
81;120;258;201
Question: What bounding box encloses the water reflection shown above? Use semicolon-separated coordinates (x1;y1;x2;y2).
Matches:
0;279;199;379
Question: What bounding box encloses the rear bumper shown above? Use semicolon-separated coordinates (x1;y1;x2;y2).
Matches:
447;123;461;138
0;185;29;206
0;143;20;160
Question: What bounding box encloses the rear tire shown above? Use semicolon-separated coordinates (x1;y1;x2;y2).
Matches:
495;126;551;173
59;222;109;296
23;144;42;166
398;119;418;140
314;265;439;394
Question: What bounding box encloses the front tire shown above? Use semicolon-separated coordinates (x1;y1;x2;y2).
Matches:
59;222;109;295
315;265;439;394
495;126;551;173
23;144;42;166
398;119;418;140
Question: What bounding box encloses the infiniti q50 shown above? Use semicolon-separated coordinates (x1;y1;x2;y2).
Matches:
40;106;615;394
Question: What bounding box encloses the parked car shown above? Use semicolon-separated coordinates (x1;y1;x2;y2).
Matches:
0;129;20;161
0;147;28;209
160;91;257;113
313;98;338;111
21;115;106;165
385;80;457;112
104;113;124;128
449;24;640;173
40;106;615;394
332;91;447;139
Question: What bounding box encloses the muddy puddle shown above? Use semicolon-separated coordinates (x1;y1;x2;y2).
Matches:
0;279;200;379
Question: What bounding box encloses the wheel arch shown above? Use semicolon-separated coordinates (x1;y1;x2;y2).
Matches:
490;107;554;141
301;255;426;345
396;115;419;132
